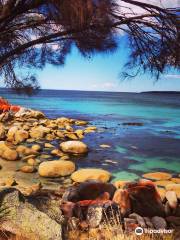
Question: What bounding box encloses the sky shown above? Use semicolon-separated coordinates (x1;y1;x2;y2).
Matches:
1;0;180;92
37;40;180;92
37;0;180;92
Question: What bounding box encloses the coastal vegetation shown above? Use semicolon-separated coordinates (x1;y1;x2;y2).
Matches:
0;0;179;91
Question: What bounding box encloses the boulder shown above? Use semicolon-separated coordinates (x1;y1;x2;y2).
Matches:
60;141;88;154
63;180;116;202
71;168;111;183
14;130;29;143
0;142;18;161
165;184;180;198
129;213;146;228
87;205;103;228
38;160;75;177
20;165;36;173
31;144;41;152
142;172;172;181
30;126;50;139
165;191;178;209
151;216;167;229
0;188;62;240
113;189;131;216
16;145;35;156
125;180;165;217
166;216;180;226
0;124;6;139
7;126;19;142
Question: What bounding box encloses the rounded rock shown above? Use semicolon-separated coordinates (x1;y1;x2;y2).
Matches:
71;168;111;183
38;160;75;177
60;141;88;154
20;165;36;173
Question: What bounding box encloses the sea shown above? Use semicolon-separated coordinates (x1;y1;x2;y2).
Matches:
1;88;180;181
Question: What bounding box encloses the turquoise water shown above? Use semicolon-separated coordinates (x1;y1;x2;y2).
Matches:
1;89;180;180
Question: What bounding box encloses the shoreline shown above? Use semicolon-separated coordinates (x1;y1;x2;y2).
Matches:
0;97;180;239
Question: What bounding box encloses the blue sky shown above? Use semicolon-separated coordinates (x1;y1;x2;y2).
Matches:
37;40;180;92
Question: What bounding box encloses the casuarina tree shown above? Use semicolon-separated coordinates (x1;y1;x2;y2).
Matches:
0;0;179;92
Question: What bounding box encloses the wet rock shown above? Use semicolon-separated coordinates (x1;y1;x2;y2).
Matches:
75;120;88;126
87;205;103;228
44;143;54;148
71;168;111;183
20;165;36;173
151;216;167;229
31;144;41;152
126;180;165;217
166;191;178;209
113;189;131;216
75;129;84;139
122;122;143;126
38;160;75;177
60;140;88;154
142;172;172;181
65;133;78;140
51;149;64;157
63;181;116;202
27;158;37;166
129;213;146;228
100;144;111;148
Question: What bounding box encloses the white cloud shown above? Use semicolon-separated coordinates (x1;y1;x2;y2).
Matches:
91;82;118;91
117;0;179;15
164;74;180;79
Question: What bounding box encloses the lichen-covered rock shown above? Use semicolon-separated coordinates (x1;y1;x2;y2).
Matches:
0;188;62;240
71;168;111;183
38;160;75;177
60;141;88;154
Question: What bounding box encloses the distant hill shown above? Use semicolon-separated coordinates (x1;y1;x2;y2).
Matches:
141;91;180;94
